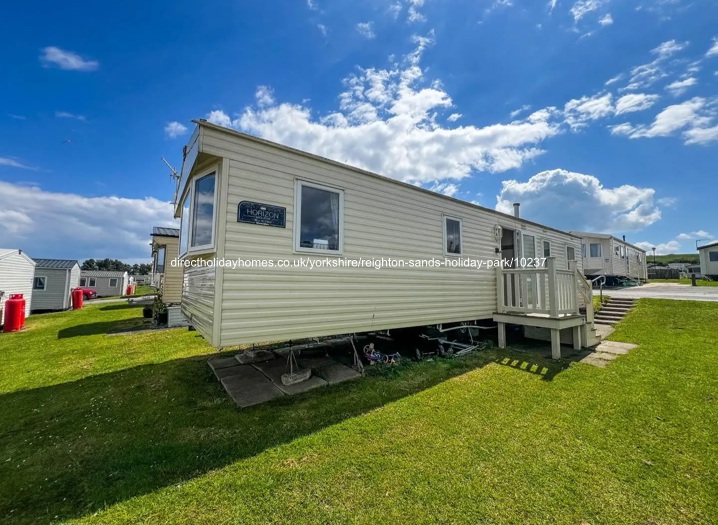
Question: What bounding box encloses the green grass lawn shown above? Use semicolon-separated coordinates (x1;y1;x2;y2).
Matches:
1;301;717;524
648;278;718;287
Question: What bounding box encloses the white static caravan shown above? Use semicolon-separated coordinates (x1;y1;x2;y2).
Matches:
150;227;182;303
0;249;35;325
571;232;647;281
175;120;599;358
80;270;129;297
698;241;718;279
31;259;81;311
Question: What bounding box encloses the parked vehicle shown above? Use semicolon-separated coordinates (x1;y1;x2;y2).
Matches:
75;287;97;300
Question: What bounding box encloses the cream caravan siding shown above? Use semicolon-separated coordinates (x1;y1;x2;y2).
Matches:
181;265;216;344
31;265;80;310
197;126;582;347
154;235;182;303
0;250;35;324
699;245;718;276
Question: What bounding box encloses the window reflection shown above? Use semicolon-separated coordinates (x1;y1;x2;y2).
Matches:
299;185;340;250
191;173;215;247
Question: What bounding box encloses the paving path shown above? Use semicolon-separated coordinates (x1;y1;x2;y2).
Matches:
602;283;718;302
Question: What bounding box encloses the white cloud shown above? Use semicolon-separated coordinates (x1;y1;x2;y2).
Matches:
208;33;560;184
255;85;275;106
665;77;697;95
563;93;613;129
406;0;426;23
614;93;660;115
707;38;718;57
605;74;623;86
317;24;328;37
612;97;713;142
570;0;603;22
0;157;36;170
428;182;459;197
496;169;662;232
635;240;680;255
548;0;558;13
39;46;99;71
307;0;318;11
164;121;188;139
9;114;27;120
55;111;86;121
652;39;688;59
0;181;175;261
356;22;375;39
677;230;713;240
510;104;532;118
447;113;462;122
598;13;613;25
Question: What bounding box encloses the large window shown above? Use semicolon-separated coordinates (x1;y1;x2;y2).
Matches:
295;181;343;253
567;246;576;262
190;172;216;249
155;246;166;273
710;251;718;262
33;276;46;290
589;243;602;257
444;217;463;255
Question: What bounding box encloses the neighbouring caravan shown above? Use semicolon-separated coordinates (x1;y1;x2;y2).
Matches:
0;249;35;325
80;270;129;297
31;259;81;311
174;120;599;358
150;226;182;303
571;232;647;281
698;241;718;279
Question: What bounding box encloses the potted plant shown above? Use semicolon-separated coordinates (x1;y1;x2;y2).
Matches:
142;305;153;319
153;295;168;325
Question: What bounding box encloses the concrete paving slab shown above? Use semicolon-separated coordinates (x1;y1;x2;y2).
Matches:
298;355;339;371
214;364;247;379
317;363;362;384
208;356;242;371
579;355;611;367
220;367;285;408
253;358;328;395
236;349;275;365
595;341;637;355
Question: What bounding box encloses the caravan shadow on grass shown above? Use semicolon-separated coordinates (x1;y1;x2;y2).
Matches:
0;343;571;525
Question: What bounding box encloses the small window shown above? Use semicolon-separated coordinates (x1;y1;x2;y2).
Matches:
179;193;190;256
33;276;46;290
567;246;576;262
80;278;87;286
590;243;602;257
295;181;343;253
156;246;166;273
444;217;463;255
710;252;718;262
190;172;216;249
543;240;551;257
522;234;536;259
88;278;96;287
620;246;625;258
581;244;586;258
109;278;118;287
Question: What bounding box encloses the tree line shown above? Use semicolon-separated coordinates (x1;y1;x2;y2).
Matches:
81;258;152;275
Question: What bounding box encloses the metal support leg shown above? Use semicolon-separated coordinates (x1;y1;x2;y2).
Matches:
551;328;561;360
497;323;506;349
573;325;582;350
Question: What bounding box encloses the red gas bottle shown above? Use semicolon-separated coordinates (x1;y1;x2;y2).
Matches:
126;284;133;296
3;294;25;332
71;288;84;310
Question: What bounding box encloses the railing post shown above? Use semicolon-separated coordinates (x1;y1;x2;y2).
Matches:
569;261;580;314
496;266;504;314
547;257;558;317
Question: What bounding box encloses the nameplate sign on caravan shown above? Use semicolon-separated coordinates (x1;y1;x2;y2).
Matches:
237;201;286;228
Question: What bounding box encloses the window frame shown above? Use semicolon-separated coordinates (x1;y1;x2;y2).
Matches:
589;243;602;258
109;278;118;288
179;165;219;258
80;277;87;287
293;179;345;256
443;215;464;256
709;251;718;262
33;276;47;291
155;246;167;273
88;278;96;287
567;246;576;262
543;240;551;257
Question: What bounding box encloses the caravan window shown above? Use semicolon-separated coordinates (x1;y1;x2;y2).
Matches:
444;217;463;255
33;276;46;291
567;246;576;262
190;172;216;249
156;246;166;273
179;193;190;256
523;234;536;259
620;246;625;258
543;241;551;257
589;243;601;257
80;278;87;286
581;244;586;258
109;278;118;288
295;181;343;253
710;252;718;262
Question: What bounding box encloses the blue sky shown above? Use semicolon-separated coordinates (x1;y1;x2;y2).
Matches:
1;0;717;262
